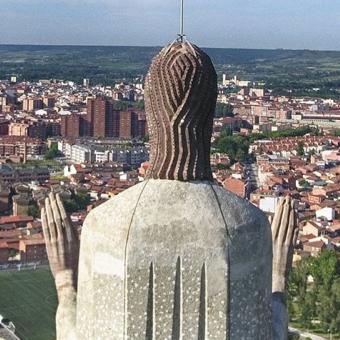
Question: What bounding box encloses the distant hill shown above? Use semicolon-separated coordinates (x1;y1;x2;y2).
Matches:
1;45;340;98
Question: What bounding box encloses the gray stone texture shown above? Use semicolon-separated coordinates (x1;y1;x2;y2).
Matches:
76;180;272;339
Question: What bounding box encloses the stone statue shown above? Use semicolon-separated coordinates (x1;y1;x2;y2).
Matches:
41;42;298;340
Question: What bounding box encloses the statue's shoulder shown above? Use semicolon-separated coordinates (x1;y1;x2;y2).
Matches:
211;183;270;233
83;181;147;232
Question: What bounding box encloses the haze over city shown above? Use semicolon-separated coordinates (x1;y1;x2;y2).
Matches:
0;0;340;50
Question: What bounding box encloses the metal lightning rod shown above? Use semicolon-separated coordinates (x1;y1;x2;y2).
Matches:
178;0;185;42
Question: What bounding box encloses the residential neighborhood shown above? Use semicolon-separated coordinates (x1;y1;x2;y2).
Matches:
0;75;339;270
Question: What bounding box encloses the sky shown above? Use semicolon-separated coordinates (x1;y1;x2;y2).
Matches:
0;0;339;50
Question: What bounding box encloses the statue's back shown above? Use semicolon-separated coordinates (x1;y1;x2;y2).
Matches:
76;179;272;339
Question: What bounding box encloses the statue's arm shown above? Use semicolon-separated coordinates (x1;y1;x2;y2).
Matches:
271;197;298;340
41;193;79;340
55;270;77;340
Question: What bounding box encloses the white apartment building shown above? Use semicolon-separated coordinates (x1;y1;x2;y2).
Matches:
71;145;92;163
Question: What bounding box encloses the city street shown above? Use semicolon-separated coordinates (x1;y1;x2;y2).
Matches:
289;327;328;340
245;161;260;193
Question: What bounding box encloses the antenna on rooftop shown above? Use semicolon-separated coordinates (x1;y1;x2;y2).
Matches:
177;0;186;42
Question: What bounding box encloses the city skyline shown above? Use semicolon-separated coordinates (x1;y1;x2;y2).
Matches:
0;0;339;51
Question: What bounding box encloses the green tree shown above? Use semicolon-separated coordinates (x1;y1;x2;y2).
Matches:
309;250;338;288
307;149;316;161
235;148;246;162
63;199;78;213
214;134;249;165
216;163;229;170
221;125;233;136
317;284;340;333
332;129;340;137
45;143;59;160
300;293;315;328
215;103;234;118
296;141;305;156
288;251;340;333
27;204;39;218
142;134;149;143
63;192;91;213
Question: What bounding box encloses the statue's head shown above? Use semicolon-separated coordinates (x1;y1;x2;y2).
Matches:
145;42;217;181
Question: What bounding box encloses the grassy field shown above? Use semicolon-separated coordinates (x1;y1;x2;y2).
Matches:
0;268;57;340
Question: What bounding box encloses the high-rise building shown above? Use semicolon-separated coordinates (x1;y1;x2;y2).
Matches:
9;121;47;139
28;121;47;139
106;110;120;138
8;122;29;136
9;122;29;136
136;111;147;138
43;96;56;108
0;95;7;110
83;78;90;87
61;98;146;140
26;98;36;112
86;97;114;138
46;122;61;137
0;120;9;136
22;97;43;112
119;110;138;139
0;136;46;157
61;114;81;139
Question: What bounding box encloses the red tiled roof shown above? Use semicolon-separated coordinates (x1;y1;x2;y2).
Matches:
19;238;45;246
0;215;34;225
305;240;326;249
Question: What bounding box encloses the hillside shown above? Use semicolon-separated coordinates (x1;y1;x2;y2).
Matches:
1;45;340;98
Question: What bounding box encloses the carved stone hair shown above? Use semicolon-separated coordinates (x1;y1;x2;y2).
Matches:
145;42;217;181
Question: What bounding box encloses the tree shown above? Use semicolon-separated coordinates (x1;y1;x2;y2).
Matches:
142;134;149;143
214;134;249;165
235;148;246;162
45;143;59;160
332;129;340;137
300;292;315;328
317;284;340;333
307;149;316;161
296;141;305;156
221;125;233;136
63;199;78;213
215;103;234;118
329;279;340;333
63;192;91;213
309;250;338;288
288;251;340;333
298;179;309;188
216;163;229;170
27;204;39;218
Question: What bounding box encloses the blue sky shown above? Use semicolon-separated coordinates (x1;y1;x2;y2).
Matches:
0;0;339;50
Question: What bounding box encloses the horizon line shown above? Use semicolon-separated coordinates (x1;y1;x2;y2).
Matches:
0;42;340;53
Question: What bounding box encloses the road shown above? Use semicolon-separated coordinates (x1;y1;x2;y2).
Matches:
289;327;328;340
244;161;260;195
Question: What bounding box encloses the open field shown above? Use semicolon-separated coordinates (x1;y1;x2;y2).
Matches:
0;268;57;340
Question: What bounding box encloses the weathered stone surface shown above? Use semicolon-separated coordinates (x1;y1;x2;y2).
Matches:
40;37;297;340
76;179;272;339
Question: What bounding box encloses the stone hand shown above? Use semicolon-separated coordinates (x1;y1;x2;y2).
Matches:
271;196;298;293
41;192;79;291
